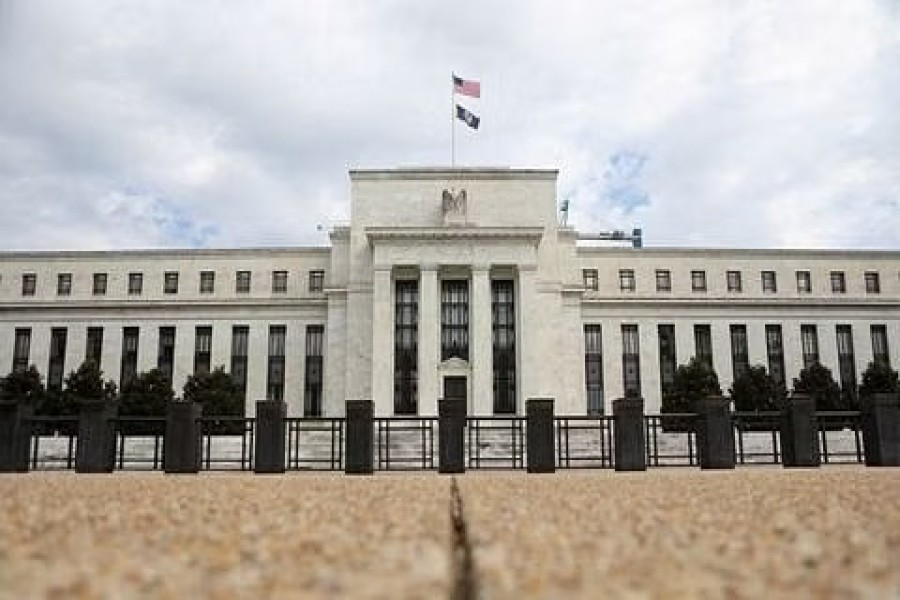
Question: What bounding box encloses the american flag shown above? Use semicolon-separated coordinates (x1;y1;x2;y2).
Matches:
452;74;480;98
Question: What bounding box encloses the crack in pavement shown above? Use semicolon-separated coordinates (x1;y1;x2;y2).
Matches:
449;477;477;600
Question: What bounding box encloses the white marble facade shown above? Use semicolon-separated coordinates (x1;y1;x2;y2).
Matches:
1;168;898;416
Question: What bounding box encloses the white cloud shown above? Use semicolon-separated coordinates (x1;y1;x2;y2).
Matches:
0;0;897;250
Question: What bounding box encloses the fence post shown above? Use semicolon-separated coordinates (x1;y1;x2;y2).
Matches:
0;401;33;472
255;400;286;473
75;399;118;473
526;398;555;473
861;392;900;466
613;397;646;471
438;397;465;473
345;400;373;474
164;401;202;474
694;396;736;469
780;393;820;468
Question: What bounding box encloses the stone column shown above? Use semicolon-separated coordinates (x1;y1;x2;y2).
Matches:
471;264;492;416
371;267;393;416
418;265;439;416
517;265;539;411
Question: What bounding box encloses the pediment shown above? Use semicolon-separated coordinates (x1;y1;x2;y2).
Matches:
437;357;470;373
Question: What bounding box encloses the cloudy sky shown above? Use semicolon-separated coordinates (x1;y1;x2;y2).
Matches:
1;1;898;251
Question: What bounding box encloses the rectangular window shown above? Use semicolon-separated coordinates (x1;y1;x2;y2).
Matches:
694;324;713;371
305;325;325;416
441;280;469;361
492;280;516;414
658;324;677;399
583;269;598;291
584;324;604;415
22;273;36;296
92;273;107;296
12;328;31;373
761;271;777;293
865;272;880;294
796;271;811;293
730;325;749;381
86;327;103;368
871;325;890;368
157;326;176;384
47;328;67;391
801;325;819;369
655;270;671;292
194;326;212;375
726;270;742;293
619;269;636;292
236;270;251;293
266;325;286;402
765;325;785;386
128;273;143;295
831;271;846;293
309;270;325;292
691;270;707;292
57;273;72;296
836;325;857;407
394;280;418;415
272;270;288;293
200;271;215;293
230;326;249;399
164;271;179;294
622;324;641;397
120;327;140;387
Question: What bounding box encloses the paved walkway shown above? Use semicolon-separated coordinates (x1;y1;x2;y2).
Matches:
0;469;898;598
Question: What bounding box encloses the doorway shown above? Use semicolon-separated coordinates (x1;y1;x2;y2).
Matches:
443;376;467;402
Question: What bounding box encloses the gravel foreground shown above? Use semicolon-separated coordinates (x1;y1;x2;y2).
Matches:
0;469;898;599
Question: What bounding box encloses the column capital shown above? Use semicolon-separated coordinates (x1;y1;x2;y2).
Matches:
471;263;490;274
420;263;439;272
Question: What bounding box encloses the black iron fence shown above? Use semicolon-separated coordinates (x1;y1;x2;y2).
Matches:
7;407;882;473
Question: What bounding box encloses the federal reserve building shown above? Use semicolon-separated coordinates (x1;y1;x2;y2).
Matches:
1;167;898;417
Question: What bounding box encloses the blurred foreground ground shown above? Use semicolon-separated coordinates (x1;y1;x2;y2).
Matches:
0;469;897;599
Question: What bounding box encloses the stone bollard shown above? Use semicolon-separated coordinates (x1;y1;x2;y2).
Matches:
75;399;118;473
255;400;287;474
861;393;900;466
694;396;736;469
438;397;466;474
0;401;33;472
164;402;202;473
780;393;820;468
345;400;373;474
613;397;646;471
526;398;555;473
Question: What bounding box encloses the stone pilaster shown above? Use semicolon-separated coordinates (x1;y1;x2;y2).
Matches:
471;264;492;416
371;267;393;416
418;265;439;416
517;265;539;412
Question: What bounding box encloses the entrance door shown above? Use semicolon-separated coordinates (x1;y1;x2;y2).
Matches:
443;376;467;401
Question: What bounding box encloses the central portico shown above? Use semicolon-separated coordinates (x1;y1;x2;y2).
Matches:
324;167;586;417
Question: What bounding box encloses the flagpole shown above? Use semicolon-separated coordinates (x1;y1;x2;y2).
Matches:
451;74;456;168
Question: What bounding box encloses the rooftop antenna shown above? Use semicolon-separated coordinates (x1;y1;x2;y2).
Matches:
559;198;570;226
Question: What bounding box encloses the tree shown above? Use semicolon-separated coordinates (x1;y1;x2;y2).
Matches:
792;362;844;411
182;366;244;434
661;357;722;431
119;369;174;435
729;365;786;412
0;365;45;407
858;361;900;399
62;360;117;405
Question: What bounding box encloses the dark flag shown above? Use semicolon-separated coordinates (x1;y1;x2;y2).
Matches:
455;104;480;130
